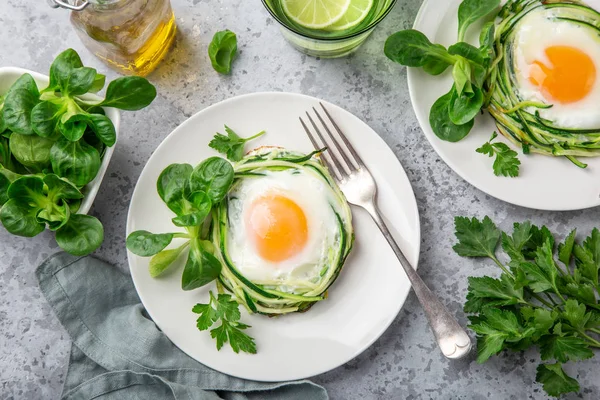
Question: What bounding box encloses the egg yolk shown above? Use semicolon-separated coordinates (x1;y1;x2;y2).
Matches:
529;45;596;104
245;195;308;262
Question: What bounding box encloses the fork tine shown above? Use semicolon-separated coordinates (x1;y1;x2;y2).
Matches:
312;106;358;172
305;112;348;179
299;116;343;181
320;102;365;168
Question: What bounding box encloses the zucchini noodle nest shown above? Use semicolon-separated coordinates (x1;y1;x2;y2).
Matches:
211;148;354;315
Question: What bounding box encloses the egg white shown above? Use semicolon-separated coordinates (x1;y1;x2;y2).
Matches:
512;7;600;129
225;168;341;288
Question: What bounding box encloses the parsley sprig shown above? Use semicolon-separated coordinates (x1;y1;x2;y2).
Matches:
476;132;521;177
209;125;265;162
192;291;257;354
454;216;600;397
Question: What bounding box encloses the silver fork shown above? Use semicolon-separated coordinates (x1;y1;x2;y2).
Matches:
300;103;472;360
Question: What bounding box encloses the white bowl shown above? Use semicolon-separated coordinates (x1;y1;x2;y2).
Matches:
0;67;120;214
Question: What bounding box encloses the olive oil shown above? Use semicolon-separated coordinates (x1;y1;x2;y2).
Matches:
70;0;176;76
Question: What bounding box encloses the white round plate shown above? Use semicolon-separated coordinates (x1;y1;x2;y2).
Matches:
127;92;420;382
408;0;600;211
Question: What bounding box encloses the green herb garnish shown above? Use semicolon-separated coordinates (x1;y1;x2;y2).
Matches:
454;216;600;397
208;30;238;74
209;125;265;161
476;132;520;177
193;290;256;354
0;48;156;255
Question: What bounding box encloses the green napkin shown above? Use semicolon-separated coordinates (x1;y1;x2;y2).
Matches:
36;252;329;400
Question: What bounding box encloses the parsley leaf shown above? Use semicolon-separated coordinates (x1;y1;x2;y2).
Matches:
573;228;600;286
563;282;596;306
563;299;590;331
539;335;594;363
501;221;532;263
464;274;524;313
225;321;257;354
453;216;500;258
536;363;580;397
470;308;534;363
522;224;555;260
192;303;217;330
476;132;521;177
192;290;256;354
215;293;241;321
209;125;266;162
558;229;576;266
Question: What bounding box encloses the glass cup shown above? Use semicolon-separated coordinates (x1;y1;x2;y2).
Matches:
261;0;397;58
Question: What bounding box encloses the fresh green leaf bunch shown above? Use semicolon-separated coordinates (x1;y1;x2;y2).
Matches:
384;0;499;143
208;30;238;74
193;290;256;354
0;48;156;255
454;216;600;397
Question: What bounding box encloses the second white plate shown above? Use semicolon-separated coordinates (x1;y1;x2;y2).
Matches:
408;0;600;211
126;92;421;381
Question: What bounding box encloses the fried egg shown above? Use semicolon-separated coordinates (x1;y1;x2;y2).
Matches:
225;161;345;289
512;7;600;129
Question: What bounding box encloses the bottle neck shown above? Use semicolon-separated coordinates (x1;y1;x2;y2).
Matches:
87;0;129;11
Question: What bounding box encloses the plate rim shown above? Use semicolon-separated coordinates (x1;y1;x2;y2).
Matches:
407;0;600;211
126;91;421;381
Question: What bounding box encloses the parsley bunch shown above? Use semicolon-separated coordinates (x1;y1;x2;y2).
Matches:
193;291;256;354
454;216;600;397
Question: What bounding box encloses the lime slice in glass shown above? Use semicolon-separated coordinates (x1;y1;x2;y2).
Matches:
282;0;352;29
325;0;374;31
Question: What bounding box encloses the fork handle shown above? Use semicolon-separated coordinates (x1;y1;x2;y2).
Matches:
362;202;472;359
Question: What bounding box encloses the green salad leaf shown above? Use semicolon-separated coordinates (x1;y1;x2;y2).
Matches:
3;74;40;135
208;30;238;74
429;89;474;142
55;214;104;256
457;0;500;41
454;216;600;397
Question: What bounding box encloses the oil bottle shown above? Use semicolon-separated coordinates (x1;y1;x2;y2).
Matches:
49;0;176;76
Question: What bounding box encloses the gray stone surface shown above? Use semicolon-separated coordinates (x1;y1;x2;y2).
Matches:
0;0;599;399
